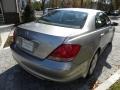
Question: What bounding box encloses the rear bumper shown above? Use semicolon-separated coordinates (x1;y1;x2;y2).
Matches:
10;43;83;82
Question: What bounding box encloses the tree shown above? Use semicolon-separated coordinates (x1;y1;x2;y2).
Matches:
41;0;46;14
81;0;83;8
28;0;32;5
22;2;35;23
32;1;41;11
61;0;65;8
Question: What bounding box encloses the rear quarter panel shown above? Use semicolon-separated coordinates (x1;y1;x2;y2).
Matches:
64;16;102;76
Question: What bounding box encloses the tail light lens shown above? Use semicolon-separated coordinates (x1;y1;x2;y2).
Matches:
48;44;81;61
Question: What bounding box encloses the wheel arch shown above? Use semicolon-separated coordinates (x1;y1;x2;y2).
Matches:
85;47;101;77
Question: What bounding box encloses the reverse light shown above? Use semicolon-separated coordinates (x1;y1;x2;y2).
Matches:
48;44;81;61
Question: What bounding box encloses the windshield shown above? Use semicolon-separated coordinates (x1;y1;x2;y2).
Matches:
38;10;88;29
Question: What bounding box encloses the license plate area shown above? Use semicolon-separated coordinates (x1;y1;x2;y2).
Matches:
21;38;34;52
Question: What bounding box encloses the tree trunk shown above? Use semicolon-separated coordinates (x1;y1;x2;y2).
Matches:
28;0;31;5
81;0;83;8
41;0;46;14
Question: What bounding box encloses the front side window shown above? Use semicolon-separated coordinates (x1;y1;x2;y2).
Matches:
95;13;107;29
95;12;111;29
103;13;111;25
38;10;88;29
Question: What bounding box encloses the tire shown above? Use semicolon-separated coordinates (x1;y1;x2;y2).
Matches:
87;52;99;76
110;30;115;44
109;35;114;44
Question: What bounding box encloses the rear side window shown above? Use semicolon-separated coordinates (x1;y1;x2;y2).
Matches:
95;12;111;29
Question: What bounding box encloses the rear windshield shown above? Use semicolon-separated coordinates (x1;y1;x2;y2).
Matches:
38;10;88;29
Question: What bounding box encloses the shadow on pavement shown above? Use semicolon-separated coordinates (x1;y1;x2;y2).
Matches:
87;43;112;89
0;44;112;90
0;65;87;90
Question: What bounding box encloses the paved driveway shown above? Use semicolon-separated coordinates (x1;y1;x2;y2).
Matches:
0;18;120;90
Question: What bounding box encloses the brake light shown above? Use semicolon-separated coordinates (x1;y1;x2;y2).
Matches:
48;44;80;61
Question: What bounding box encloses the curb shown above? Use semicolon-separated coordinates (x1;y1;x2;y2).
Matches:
0;24;14;49
0;24;14;29
95;69;120;90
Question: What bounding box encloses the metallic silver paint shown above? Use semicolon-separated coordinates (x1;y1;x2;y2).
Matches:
10;8;115;82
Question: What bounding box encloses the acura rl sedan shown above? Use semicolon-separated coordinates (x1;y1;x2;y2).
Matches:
10;8;117;82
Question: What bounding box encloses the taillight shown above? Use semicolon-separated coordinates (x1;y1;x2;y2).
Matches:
13;30;16;42
48;44;80;61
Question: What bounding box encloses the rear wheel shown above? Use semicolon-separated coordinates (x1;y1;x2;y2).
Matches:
88;52;99;76
109;30;115;44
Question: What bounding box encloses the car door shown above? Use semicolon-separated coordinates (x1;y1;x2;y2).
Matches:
95;12;110;49
103;13;114;43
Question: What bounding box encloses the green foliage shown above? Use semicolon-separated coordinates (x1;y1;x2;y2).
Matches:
22;4;35;23
32;2;41;11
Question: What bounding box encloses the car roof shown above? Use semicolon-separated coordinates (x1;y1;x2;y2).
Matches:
56;8;102;15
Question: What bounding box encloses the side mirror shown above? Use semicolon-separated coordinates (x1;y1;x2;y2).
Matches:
111;22;119;26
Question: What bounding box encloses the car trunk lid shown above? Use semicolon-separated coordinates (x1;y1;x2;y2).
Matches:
15;22;83;59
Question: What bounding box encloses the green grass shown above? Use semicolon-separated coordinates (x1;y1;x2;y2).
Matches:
109;80;120;90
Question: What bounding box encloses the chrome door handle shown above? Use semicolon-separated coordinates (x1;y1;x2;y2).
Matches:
100;33;105;36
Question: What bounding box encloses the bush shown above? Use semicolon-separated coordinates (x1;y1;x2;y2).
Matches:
32;2;41;11
22;4;35;23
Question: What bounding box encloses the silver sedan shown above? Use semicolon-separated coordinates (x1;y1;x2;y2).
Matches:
10;8;118;82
